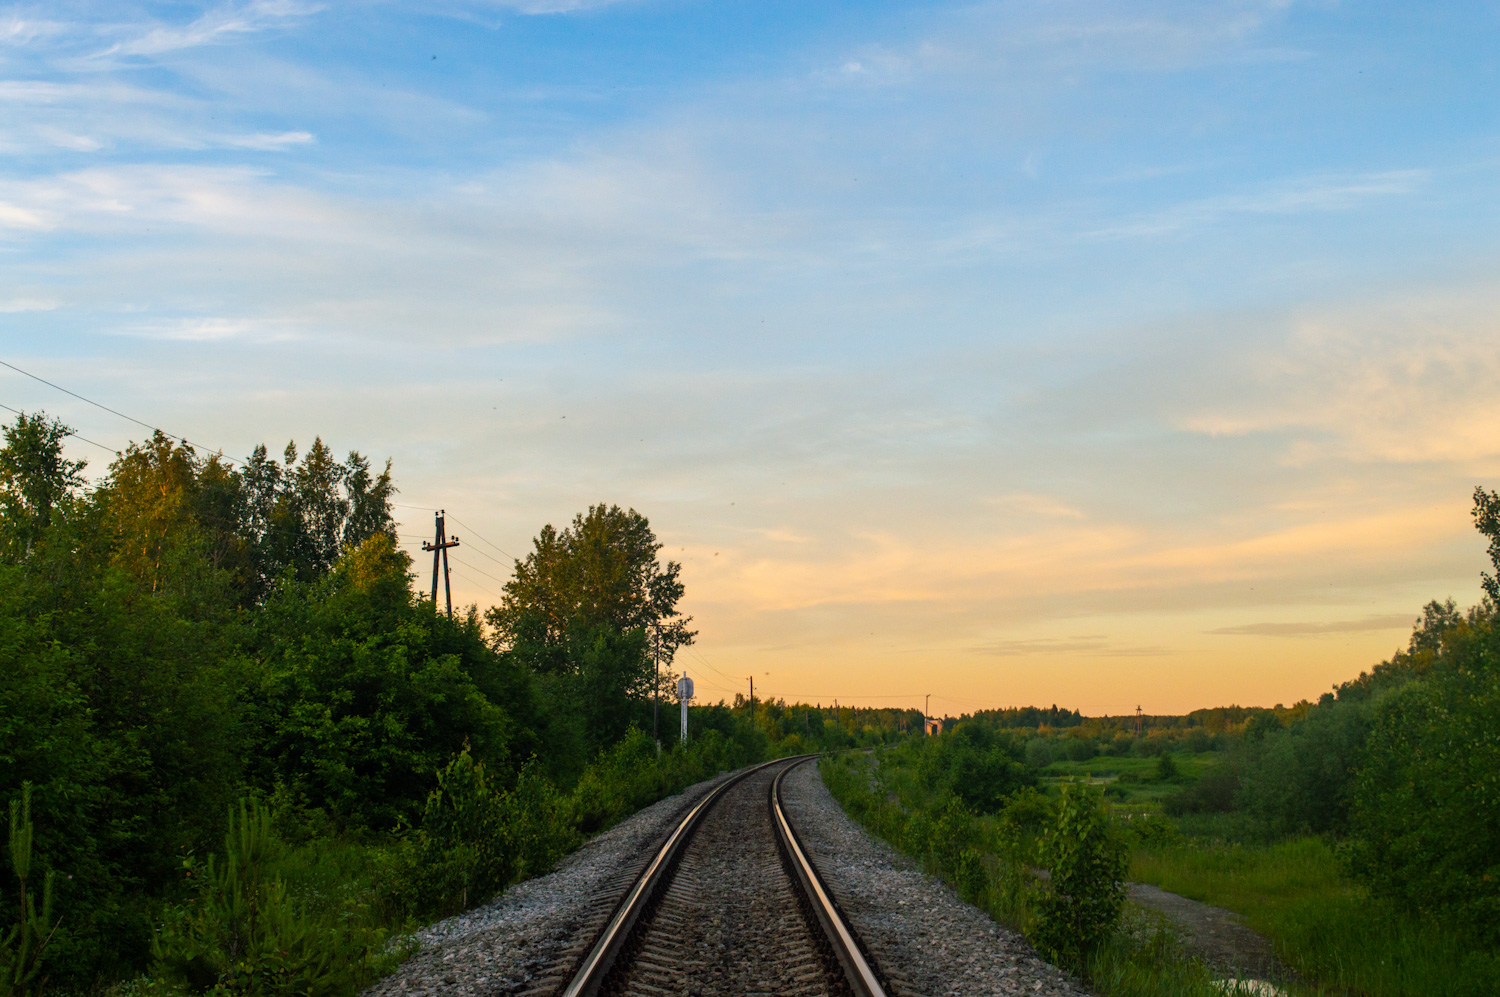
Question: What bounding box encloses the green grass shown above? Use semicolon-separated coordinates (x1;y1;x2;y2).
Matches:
1040;750;1225;807
1133;837;1500;997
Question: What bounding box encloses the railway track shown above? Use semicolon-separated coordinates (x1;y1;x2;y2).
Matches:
559;756;888;997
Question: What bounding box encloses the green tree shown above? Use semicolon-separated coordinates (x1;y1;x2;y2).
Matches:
0;413;86;564
1349;611;1500;941
1475;485;1500;602
487;504;695;669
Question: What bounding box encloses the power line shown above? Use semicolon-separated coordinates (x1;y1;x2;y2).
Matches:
448;554;509;589
446;513;519;563
447;566;505;602
0;401;117;455
0;359;245;466
449;540;515;573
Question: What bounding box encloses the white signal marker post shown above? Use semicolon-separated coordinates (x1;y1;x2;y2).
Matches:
676;675;693;742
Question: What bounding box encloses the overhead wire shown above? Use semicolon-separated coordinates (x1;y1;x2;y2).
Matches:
0;400;117;455
447;554;509;589
0;359;246;466
445;513;519;562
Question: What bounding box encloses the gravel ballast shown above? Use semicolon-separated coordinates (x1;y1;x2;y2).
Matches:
364;773;731;997
779;760;1094;997
367;760;1092;997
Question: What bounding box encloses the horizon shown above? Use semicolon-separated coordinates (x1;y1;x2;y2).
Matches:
4;1;1498;714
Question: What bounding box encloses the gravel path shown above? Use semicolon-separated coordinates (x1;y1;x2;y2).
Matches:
364;772;733;997
779;760;1094;997
1126;884;1295;985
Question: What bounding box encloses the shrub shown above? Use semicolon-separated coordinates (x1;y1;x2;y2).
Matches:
1;784;61;997
1182;728;1213;754
1153;754;1179;782
917;724;1034;812
1030;782;1127;965
1061;738;1097;762
1163;764;1239;816
380;748;519;920
1237;695;1369;835
150;801;397;997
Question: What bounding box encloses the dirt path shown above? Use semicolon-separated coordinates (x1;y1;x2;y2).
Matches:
1127;883;1297;984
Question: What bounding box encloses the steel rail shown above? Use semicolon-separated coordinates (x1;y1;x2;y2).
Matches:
558;757;786;997
559;754;888;997
772;757;889;997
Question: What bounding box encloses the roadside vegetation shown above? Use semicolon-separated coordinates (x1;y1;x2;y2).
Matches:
824;487;1500;997
0;411;910;997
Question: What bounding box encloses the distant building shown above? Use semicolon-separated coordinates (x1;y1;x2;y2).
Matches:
924;716;943;736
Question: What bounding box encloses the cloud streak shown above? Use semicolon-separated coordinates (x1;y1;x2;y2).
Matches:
1209;614;1416;637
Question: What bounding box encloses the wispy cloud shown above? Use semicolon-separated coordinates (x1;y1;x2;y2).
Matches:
481;0;636;14
0;296;59;313
1090;170;1428;241
104;1;322;57
972;635;1173;657
220;130;315;150
1209;614;1415;637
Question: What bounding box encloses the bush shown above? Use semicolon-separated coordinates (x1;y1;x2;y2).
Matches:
150;801;397;997
1130;737;1166;758
1030;782;1127;965
917;724;1034;812
1061;738;1097;762
1163;764;1239;816
1182;728;1213;754
1236;695;1369;835
1;783;61;997
380;748;519;920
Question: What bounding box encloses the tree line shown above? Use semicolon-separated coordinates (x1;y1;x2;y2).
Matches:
0;411;901;996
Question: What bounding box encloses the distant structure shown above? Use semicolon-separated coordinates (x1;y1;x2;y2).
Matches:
677;675;693;742
924;716;943;736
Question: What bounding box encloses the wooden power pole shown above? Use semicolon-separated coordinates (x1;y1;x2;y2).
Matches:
422;510;460;618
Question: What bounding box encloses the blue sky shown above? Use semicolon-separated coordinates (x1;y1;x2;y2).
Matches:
4;0;1500;712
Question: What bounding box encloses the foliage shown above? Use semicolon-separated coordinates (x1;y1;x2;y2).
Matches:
916;722;1035;812
247;533;530;833
1;784;61;997
1474;485;1500;603
0;413;86;564
149;801;398;997
1347;611;1500;943
378;748;519;920
485;504;695;669
1030;782;1127;964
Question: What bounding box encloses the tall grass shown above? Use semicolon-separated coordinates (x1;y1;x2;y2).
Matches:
1133;839;1500;997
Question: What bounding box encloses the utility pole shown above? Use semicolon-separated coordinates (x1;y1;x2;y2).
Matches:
651;623;660;749
749;676;755;727
422;510;460;618
1135;705;1144;738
